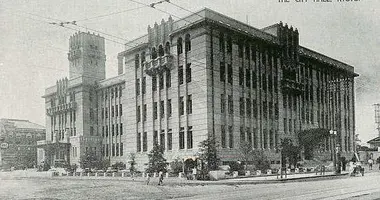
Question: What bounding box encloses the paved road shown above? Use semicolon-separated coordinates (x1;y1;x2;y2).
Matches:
0;171;379;199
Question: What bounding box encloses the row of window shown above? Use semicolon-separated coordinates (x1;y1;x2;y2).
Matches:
101;104;123;119
136;126;193;152
136;63;192;95
101;86;123;100
102;143;124;157
102;123;123;137
137;95;192;122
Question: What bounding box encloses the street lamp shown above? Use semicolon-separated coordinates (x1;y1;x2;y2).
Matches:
329;130;337;174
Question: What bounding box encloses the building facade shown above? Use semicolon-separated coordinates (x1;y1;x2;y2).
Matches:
41;8;357;170
0;119;45;169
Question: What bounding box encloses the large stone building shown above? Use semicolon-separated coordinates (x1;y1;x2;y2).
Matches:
40;8;358;170
0;119;45;169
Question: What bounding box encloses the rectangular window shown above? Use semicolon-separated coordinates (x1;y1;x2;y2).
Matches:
220;62;225;82
153;131;158;145
227;64;233;84
240;127;245;143
119;104;122;116
187;95;192;114
160;130;165;149
159;73;164;90
142;77;146;94
229;126;234;148
179;127;185;149
167;99;172;117
166;71;171;88
112;125;115;136
136;78;140;95
115;87;118;97
246;98;251;118
153;102;158;120
115;105;118;117
101;108;104;119
219;33;224;52
106;144;109;157
247;128;252;146
186;63;192;83
137;106;141;122
152;75;157;91
221;94;226;113
228;95;233;114
112;144;115;156
239;67;244;86
90;126;94;136
187;126;193;149
137;132;141;152
102;126;105;137
119;87;122;97
120;143;123;156
238;43;243;58
227;36;232;53
143;132;147;152
143;104;147;121
178;65;184;85
239;97;245;117
120;123;123;135
179;96;184;116
246;69;251;87
160;100;165;119
111;106;114;117
221;125;226;148
167;129;172;150
105;126;108;137
116;143;119;156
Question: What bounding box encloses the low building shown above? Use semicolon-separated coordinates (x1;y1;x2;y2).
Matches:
0;119;45;169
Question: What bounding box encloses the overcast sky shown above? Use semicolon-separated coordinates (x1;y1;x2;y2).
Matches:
1;0;379;144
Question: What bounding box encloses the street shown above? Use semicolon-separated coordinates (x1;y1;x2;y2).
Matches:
0;171;379;200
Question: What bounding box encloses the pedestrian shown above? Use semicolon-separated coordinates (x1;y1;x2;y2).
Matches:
146;173;151;185
158;171;164;185
192;167;197;180
368;158;373;170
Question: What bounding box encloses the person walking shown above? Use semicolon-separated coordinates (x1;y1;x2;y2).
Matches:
368;158;373;170
158;171;164;185
146;173;151;185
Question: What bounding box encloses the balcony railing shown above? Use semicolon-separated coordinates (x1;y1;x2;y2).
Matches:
144;54;174;76
281;79;304;95
46;101;77;116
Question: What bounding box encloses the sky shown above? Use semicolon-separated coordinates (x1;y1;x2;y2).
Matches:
1;0;379;145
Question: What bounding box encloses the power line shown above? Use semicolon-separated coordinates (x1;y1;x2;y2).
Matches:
75;6;147;22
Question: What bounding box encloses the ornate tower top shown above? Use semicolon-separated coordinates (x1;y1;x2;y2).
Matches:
67;32;106;81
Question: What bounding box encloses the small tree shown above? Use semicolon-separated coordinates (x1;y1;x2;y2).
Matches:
238;141;254;170
80;151;109;170
112;162;126;170
169;158;183;175
146;144;167;173
128;153;137;174
198;135;220;172
298;128;329;160
280;138;300;168
252;149;270;171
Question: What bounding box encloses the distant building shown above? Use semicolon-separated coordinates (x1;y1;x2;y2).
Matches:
0;118;45;169
40;8;358;170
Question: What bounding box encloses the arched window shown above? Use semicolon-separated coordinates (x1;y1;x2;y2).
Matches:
185;34;191;52
165;42;170;54
151;47;157;59
158;45;164;57
177;37;183;55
